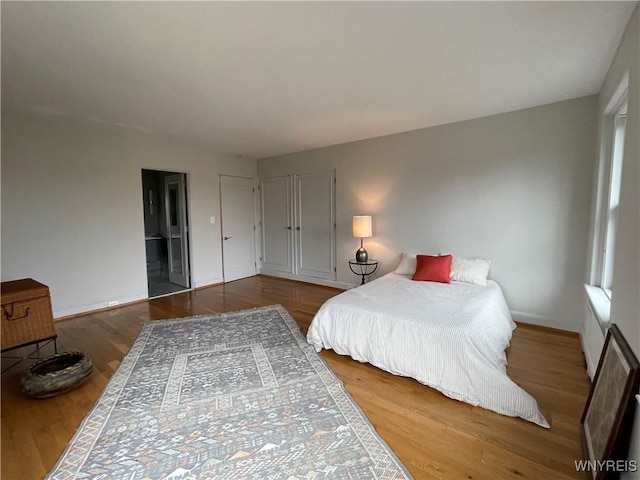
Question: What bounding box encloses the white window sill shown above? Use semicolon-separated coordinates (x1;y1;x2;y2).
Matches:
584;284;611;333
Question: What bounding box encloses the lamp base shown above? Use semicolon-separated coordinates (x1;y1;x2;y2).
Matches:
355;247;368;263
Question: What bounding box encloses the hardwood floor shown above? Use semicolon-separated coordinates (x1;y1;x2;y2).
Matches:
1;275;591;479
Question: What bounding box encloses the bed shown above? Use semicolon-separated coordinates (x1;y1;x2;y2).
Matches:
306;272;549;428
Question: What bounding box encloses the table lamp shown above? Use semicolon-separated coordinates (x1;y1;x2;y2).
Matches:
353;215;372;262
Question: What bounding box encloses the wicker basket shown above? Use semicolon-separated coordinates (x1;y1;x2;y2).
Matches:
1;278;56;351
22;351;93;398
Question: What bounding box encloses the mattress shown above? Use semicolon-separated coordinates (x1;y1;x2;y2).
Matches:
307;273;549;428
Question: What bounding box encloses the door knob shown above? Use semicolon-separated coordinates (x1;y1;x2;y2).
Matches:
296;227;301;231
223;236;232;240
285;226;292;230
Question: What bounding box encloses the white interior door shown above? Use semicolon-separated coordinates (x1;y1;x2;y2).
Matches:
221;175;257;282
260;176;293;273
295;171;336;280
164;174;190;288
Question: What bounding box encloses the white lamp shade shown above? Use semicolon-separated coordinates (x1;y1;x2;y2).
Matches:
353;215;372;238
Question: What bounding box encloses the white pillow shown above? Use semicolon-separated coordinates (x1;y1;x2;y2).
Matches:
450;256;491;286
394;252;417;275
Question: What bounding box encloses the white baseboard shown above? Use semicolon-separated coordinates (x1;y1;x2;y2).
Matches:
259;269;353;290
510;310;580;333
194;276;224;288
53;277;224;320
53;291;148;319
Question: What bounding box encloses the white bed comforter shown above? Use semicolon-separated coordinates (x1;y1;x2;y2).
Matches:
307;273;549;428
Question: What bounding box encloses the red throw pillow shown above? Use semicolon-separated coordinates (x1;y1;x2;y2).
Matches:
412;254;452;283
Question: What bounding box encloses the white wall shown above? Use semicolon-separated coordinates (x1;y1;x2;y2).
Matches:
258;96;597;331
600;5;639;358
600;7;639;478
1;111;257;317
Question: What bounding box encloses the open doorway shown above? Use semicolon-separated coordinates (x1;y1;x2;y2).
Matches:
141;169;191;298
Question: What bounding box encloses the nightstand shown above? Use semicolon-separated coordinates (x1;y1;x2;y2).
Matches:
349;259;379;285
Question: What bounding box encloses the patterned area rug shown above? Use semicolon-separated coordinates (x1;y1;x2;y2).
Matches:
48;305;412;480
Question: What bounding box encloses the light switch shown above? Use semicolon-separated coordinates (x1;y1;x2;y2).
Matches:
210;216;216;224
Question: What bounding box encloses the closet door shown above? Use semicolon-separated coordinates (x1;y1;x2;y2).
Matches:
260;176;293;273
295;171;336;280
220;176;257;282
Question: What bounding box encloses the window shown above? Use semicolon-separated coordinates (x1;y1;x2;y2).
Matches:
601;101;626;299
592;91;627;305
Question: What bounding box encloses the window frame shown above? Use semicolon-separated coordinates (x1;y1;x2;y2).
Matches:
589;80;628;316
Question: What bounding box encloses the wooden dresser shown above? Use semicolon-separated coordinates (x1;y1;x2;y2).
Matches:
1;278;56;351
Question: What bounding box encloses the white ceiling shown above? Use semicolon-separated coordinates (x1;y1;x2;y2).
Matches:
1;2;636;159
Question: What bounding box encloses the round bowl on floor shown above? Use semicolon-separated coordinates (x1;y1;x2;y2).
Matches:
21;351;93;399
